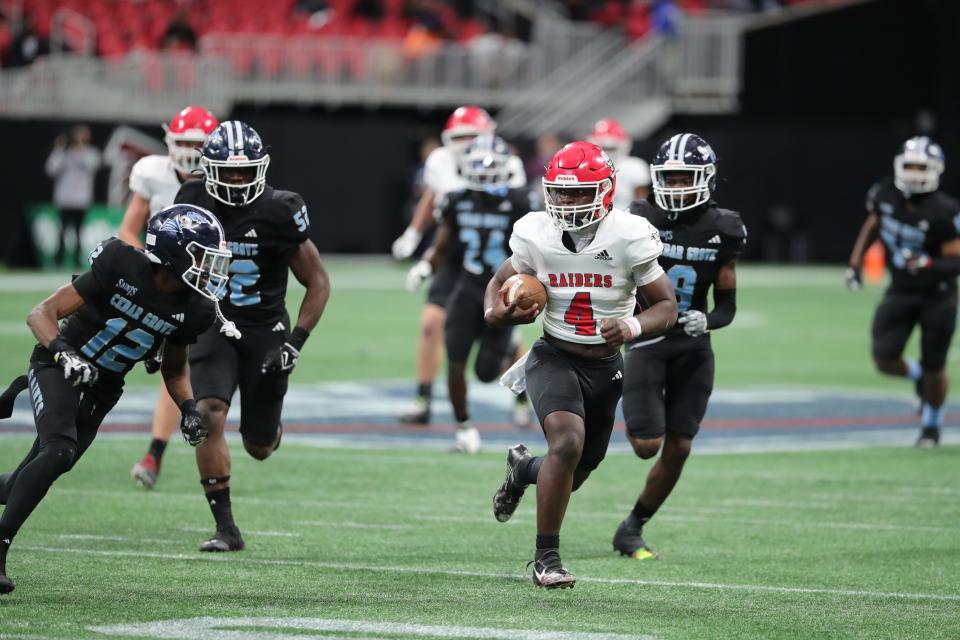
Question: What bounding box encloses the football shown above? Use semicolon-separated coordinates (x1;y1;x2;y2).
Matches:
501;273;547;310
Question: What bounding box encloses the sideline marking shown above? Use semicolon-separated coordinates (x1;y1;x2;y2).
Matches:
89;617;650;640
20;545;960;603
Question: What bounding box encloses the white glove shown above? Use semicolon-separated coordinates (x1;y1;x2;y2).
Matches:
678;310;708;337
406;260;432;292
54;350;98;386
391;227;423;260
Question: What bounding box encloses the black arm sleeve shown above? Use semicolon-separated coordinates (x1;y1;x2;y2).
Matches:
706;287;736;331
70;270;105;303
926;255;960;276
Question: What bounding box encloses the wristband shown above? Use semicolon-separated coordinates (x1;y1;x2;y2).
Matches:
179;399;197;415
49;335;73;357
289;326;310;351
624;317;642;340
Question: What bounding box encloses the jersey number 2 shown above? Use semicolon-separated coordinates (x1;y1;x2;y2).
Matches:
564;292;596;336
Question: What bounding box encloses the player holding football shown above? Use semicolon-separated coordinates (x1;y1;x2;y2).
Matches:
119;105;220;489
0;204;229;593
175;121;330;551
418;134;532;453
847;136;960;447
486;141;677;588
587;118;651;210
613;133;746;560
394;106;529;428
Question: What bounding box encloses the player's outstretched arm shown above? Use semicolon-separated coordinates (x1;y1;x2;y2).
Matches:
118;193;151;248
27;284;87;349
160;341;207;446
392;189;437;259
846;213;879;290
483;259;540;328
406;218;452;292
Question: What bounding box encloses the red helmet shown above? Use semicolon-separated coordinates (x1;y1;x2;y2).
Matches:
441;105;496;153
588;118;631;158
163;105;219;174
543;141;617;231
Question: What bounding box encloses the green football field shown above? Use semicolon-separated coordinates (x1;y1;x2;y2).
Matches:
0;259;958;639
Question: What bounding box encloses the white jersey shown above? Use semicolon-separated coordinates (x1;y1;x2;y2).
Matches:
509;208;664;344
424;145;527;201
128;154;184;215
613;155;651;210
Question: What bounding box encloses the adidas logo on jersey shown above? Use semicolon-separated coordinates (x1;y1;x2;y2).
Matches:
708;235;722;244
244;229;258;238
272;321;286;332
594;249;613;261
611;370;623;381
172;313;184;322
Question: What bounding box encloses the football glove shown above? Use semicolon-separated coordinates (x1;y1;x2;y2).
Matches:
844;266;863;291
901;249;932;274
262;326;309;374
143;350;162;374
405;259;432;292
678;310;708;337
179;400;208;446
50;337;98;386
391;227;423;260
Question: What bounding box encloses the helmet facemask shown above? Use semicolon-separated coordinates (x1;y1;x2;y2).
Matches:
163;125;209;175
894;154;943;195
182;240;231;301
460;149;511;196
543;179;613;231
652;163;715;212
201;155;270;207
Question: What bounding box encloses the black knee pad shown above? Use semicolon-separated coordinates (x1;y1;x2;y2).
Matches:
38;437;78;474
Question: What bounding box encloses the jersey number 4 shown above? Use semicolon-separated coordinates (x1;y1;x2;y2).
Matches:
564;292;596;336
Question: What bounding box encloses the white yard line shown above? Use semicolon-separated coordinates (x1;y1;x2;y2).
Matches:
178;527;300;538
18;545;960;603
59;534;179;545
293;520;411;530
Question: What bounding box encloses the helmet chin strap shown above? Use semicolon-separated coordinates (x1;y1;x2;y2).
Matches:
214;301;242;339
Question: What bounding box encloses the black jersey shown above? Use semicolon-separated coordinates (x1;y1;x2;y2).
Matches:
631;198;746;339
175;181;310;326
32;238;216;390
866;178;960;293
439;188;531;286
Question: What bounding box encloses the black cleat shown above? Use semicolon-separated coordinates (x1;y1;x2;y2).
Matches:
273;423;283;452
612;519;662;560
0;538;13;594
915;426;940;448
493;444;531;523
0;375;28;420
528;551;576;589
398;398;430;426
199;526;245;552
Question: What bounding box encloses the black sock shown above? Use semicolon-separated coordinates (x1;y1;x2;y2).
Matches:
148;438;168;463
519;456;543;485
205;487;236;532
535;534;560;560
627;500;656;529
0;537;9;575
417;383;432;403
0;439;76;542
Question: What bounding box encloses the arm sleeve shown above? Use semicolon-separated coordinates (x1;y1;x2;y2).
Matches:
508;224;536;275
632;260;665;287
706;286;736;330
128;157;150;198
628;217;664;269
507;155;528;188
281;192;311;244
70;270;106;304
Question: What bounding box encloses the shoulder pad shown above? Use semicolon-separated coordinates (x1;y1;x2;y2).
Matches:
174;179;206;205
712;207;747;239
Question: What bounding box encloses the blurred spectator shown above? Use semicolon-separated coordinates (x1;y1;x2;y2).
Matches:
526;133;563;184
355;0;385;20
6;15;49;67
651;0;682;36
160;11;197;52
467;20;527;88
45;126;101;268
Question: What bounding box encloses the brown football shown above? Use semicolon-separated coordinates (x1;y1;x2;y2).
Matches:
501;273;547;310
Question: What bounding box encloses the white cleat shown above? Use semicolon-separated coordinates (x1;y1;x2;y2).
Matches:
451;425;482;454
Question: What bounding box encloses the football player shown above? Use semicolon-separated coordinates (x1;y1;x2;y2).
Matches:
0;204;228;594
175;121;330;551
393;106;528;427
486;141;677;589
847;136;960;447
613;133;746;560
588;118;651;210
119;105;220;490
415;134;532;453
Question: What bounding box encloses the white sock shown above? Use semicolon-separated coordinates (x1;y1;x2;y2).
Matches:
921;404;944;428
906;359;922;382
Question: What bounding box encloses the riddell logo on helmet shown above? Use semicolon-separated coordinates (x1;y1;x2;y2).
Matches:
227;155;249;162
554;175;579;183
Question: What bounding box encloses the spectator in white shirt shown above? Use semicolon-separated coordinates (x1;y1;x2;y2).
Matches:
45;126;101;268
